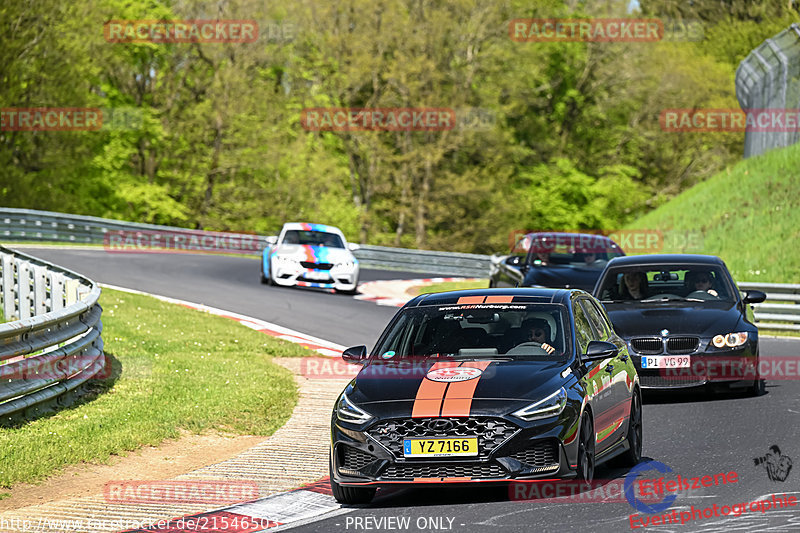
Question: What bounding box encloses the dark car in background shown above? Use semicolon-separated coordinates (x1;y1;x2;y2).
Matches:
592;254;767;395
489;232;625;291
329;288;641;504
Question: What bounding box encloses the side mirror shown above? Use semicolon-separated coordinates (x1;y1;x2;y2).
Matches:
266;235;278;245
583;340;619;361
342;345;368;365
348;242;361;252
506;255;522;266
743;290;766;304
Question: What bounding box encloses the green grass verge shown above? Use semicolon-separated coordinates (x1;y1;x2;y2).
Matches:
627;142;800;284
414;279;489;295
0;288;312;489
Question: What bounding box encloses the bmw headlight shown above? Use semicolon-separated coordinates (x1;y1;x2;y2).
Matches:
275;255;297;263
335;260;357;270
512;387;567;421
712;332;748;348
336;392;373;424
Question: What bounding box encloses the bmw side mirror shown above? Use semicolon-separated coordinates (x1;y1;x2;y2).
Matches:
266;236;278;245
348;243;361;252
583;340;619;361
743;290;766;304
342;345;368;365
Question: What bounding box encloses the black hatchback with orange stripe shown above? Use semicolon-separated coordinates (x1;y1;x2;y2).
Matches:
329;288;641;504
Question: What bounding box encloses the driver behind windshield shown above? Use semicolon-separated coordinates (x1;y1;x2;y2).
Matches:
518;318;556;354
685;270;718;297
621;271;648;300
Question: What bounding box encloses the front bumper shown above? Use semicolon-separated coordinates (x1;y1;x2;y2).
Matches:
627;337;759;389
272;262;358;291
331;415;578;487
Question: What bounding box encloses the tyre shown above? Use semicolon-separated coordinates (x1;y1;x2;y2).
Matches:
329;457;375;504
576;412;595;483
615;389;642;467
748;377;766;397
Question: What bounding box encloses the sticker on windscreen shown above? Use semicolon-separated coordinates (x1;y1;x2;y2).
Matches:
381;351;396;359
426;367;483;382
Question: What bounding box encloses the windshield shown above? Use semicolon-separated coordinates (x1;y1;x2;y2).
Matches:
524;234;624;268
373;303;570;361
282;230;344;248
597;265;735;303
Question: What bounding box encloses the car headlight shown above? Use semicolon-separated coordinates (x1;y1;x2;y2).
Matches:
335;260;357;269
712;332;748;348
512;387;567;421
336;392;373;424
275;255;297;263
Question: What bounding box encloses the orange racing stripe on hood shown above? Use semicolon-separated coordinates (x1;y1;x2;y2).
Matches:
411;361;461;418
439;361;492;417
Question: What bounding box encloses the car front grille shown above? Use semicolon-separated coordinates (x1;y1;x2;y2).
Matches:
341;445;376;470
509;441;559;469
301;261;333;270
368;417;519;459
381;462;507;480
639;372;705;388
631;338;663;355
666;336;699;354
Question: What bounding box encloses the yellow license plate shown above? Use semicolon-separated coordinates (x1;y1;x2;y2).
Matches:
403;437;479;457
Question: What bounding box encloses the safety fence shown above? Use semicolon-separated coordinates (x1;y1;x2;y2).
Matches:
1;208;797;330
0;245;104;421
736;23;800;158
739;282;800;332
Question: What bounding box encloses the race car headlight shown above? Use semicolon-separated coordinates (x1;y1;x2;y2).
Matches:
336;392;373;424
512;387;567;422
712;332;748;348
274;255;297;263
335;260;357;269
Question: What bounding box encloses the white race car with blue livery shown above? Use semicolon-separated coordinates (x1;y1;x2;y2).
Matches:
261;223;360;293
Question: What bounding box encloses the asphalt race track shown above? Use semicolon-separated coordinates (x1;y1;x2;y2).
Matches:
19;248;800;533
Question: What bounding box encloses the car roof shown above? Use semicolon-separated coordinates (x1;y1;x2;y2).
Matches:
519;232;624;252
403;288;587;308
604;254;724;267
281;222;344;235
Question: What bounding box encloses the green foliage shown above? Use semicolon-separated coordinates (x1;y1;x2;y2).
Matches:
629;142;800;283
1;0;798;253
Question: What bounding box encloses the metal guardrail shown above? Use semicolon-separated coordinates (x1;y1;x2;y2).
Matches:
0;245;104;422
0;207;491;277
1;208;798;330
739;282;800;331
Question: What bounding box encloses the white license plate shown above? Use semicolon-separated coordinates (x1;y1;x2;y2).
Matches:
305;270;329;281
641;356;691;368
